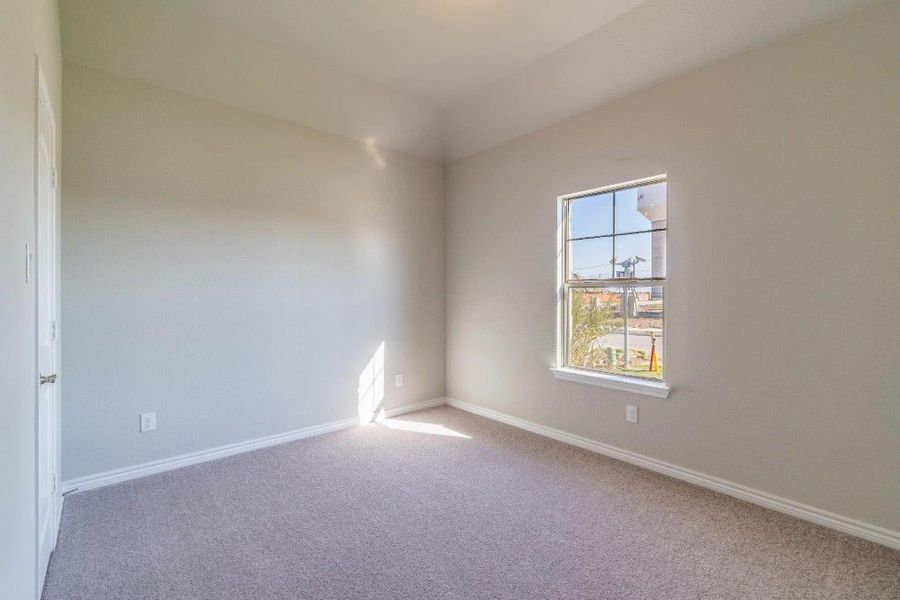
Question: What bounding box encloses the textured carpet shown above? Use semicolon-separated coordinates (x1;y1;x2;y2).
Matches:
43;406;898;600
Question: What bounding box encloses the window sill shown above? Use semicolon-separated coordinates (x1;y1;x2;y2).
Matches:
550;367;670;398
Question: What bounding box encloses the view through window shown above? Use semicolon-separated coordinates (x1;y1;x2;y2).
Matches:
561;176;666;381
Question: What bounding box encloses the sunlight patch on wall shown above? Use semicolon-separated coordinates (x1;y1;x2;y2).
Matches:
358;341;385;423
363;137;387;169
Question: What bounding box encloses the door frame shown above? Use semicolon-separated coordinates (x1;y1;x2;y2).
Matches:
33;55;61;599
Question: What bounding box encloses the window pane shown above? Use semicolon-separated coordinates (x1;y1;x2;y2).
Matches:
626;286;664;380
569;237;613;280
614;182;666;234
569;192;613;239
567;286;664;381
612;231;665;279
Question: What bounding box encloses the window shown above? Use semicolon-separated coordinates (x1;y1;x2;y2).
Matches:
557;175;667;391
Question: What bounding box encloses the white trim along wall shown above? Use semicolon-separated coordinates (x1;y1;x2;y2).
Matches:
61;398;445;494
64;397;899;551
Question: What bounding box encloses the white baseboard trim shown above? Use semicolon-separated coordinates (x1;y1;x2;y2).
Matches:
62;415;358;494
445;397;899;550
381;397;447;418
63;398;449;495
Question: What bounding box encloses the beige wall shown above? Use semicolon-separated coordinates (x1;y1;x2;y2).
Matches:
0;0;61;597
61;64;445;480
446;2;899;531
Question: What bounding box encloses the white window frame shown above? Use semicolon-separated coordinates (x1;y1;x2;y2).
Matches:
553;174;670;398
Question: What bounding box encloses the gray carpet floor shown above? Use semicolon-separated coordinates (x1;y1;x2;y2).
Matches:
43;406;899;599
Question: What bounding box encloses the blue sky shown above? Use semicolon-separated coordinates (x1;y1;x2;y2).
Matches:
569;186;665;279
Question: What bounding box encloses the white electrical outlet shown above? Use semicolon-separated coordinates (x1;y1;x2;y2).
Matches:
140;412;157;433
626;404;638;424
395;373;404;387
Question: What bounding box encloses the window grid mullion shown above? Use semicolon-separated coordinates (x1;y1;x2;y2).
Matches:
566;278;666;287
611;191;616;278
567;227;666;243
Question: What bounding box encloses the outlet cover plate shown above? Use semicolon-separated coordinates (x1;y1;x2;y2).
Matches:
140;412;157;433
626;404;638;424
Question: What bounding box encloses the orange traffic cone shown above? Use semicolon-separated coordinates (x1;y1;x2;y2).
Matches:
649;333;658;372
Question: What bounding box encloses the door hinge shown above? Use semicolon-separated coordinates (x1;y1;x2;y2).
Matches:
51;167;58;189
50;320;57;341
52;472;58;495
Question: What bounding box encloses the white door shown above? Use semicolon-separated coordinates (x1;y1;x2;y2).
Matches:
36;74;60;593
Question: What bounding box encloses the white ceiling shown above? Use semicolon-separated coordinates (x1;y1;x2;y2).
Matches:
162;0;646;106
60;0;881;161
